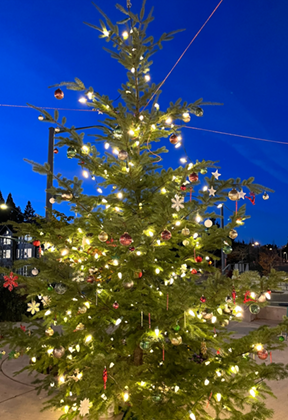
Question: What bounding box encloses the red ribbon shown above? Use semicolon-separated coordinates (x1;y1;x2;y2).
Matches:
103;368;107;390
232;288;236;304
270;351;272;363
162;346;165;361
243;291;256;304
206;391;213;407
246;192;255;205
148;313;151;329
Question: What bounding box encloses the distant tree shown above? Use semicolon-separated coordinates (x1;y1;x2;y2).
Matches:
4;193;23;223
23;201;36;222
258;248;281;275
0;191;4;204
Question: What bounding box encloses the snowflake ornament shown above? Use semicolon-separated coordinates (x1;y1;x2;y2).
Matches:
27;300;40;315
3;272;18;292
171;194;184;212
79;398;90;417
41;295;51;306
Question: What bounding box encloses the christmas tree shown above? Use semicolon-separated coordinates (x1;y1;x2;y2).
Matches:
2;2;288;419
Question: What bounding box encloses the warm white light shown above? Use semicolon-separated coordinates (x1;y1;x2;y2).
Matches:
180;158;187;163
203;186;208;191
59;375;65;384
112;148;119;155
0;203;8;210
117;192;123;199
136;251;141;256
256;344;263;351
193;233;198;239
165;117;172;124
97;188;103;193
265;292;271;300
144;74;151;81
128;129;135;136
47;348;53;355
78;97;87;104
118;273;122;279
161;188;167;193
104;142;110;150
175;221;181;226
189;309;195;317
216;393;222;402
154;103;159;110
123;392;129;402
148;231;154;237
155;327;160;336
87;92;93;100
140;381;146;386
82;170;89;178
103;29;109;37
61;249;69;256
204;379;209;386
250;292;256;299
189;414;196;420
82;145;89;154
195;216;201;223
174;385;179;392
131;68;135;74
183;112;190;119
211;316;217;324
84;302;90;309
45;310;51;316
175;142;182;149
217;203;223;208
249;387;256;397
85;335;92;343
234;306;242;312
216;370;221;377
155;268;160;274
31;357;36;363
115;318;122;326
122;31;129;39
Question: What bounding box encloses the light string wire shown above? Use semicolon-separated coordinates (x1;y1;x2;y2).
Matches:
142;0;224;111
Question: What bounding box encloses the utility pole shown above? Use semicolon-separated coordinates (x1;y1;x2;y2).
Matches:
220;205;226;274
45;127;55;219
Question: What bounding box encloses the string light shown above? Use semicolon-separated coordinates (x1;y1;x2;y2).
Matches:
85;335;92;343
123;391;129;402
144;74;151;82
78;97;87;104
122;31;129;40
155;327;160;336
155;268;160;274
154;103;159;110
82;170;89;178
216;393;222;402
117;192;123;199
189;413;196;420
165;117;172;124
104;142;110;149
82;145;89;154
103;29;109;37
249;387;256;397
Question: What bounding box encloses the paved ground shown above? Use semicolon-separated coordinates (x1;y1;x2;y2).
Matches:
1;319;288;419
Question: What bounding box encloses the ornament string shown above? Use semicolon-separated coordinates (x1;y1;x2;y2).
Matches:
162;345;165;361
270;351;272;363
146;137;162;162
206;391;213;407
142;0;224;111
148;313;151;329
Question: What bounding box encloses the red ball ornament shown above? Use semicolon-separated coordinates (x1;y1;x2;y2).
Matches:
191;269;198;275
257;349;268;360
180;185;187;191
54;88;64;100
53;147;59;154
169;134;179;145
216;349;220;355
189;173;199;183
33;240;41;247
129;247;135;252
161;229;172;241
195;256;202;263
113;302;119;309
138;272;143;278
119;232;133;246
200;295;206;303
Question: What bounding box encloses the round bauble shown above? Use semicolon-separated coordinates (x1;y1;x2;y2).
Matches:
258;293;266;303
53;147;59;154
221;319;229;327
195;256;202;263
118;150;128;160
54;283;67;295
191;268;197;274
45;327;54;337
263;192;269;200
74;323;85;331
189;172;199;183
257;349;268;360
53;346;65;359
204;219;213;228
223;305;232;314
169;134;179;145
54;88;64;100
98;231;108;242
49;197;56;204
195;107;204;117
33;240;41;247
62;193;73;200
113;126;123;138
200;295;206;303
279;335;285;342
183;240;190;246
140;340;150;350
173;324;180;332
249;304;260;314
129;246;135;252
171;335;182;346
229;229;238;240
182;112;191;123
200;168;207;175
161;229;171;241
225;296;232;303
113;302;119;309
78;306;87;314
38;115;44;121
123;280;134;289
182;227;190;236
120;232;133;246
31;267;39;276
202;312;213;320
180;184;187;191
228;188;239;201
67;146;77;159
223;245;232;255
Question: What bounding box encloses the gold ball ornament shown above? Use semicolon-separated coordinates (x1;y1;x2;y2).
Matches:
204;219;213;228
78;306;87;314
123;280;134;289
181;227;190;236
118;150;128;160
182;112;191;123
53;346;65;359
263;192;269;200
31;267;39;276
258;293;266;303
98;231;108;242
45;327;54;337
229;229;238;240
171;335;182;346
228;188;239;201
182;240;190;246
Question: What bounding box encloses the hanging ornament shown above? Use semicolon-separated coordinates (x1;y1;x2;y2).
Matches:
49;197;56;204
31;267;39;276
195;107;204;117
53;346;65;359
202;311;213;320
171;335;182;346
140;340;150;350
223;245;232;254
201;341;207;355
229;229;238;240
189;173;198;183
123;280;134;289
257;293;266;303
211;169;221;179
45;327;54;337
120;232;133;246
249;304;260;314
182;112;191;123
74;323;85;331
67;146;77;159
78;306;87;314
173;324;180;332
204;219;213;228
200;168;207;174
257;349;268;360
113;125;123;138
27;300;40;315
54;88;64;99
169;134;180;145
53;147;59;154
33;240;40;247
200;295;206;303
182;227;190;236
171;194;184;211
246;192;256;205
79;398;90;417
238;190;246;199
113;302;119;309
183;240;190;246
54;283;67;295
180;184;187;191
263;192;269;200
279;335;285;342
98;231;109;242
225;296;232;303
223;305;232;314
3;272;19;291
195;256;202;263
191;268;197;274
208;186;216;196
161;229;172;241
228;188;239;201
129;246;135;252
118;150;128;160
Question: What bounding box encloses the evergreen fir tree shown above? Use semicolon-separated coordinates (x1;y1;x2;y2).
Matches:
2;3;288;420
0;191;4;204
23;201;36;222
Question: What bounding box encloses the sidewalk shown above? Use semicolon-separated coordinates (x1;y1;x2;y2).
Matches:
1;320;288;419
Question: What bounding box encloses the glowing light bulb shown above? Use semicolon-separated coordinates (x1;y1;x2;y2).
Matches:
31;357;36;363
131;68;135;74
189;309;195;317
59;375;65;384
195;215;201;223
256;344;263;351
85;335;92;343
175;221;181;226
193;233;198;239
118;273;122;279
154;103;159;110
104;142;110;150
211;316;217;324
78;97;87;104
45;310;51;316
203;186;208;191
115;318;122;326
82;170;89;178
148;231;154;237
97;188;103;193
84;302;90;309
47;348;53;355
122;31;129;39
155;268;160;274
82;145;89;154
165;117;172;124
103;29;109;37
204;379;209;386
61;248;69;256
117;192;123;199
216;393;222;402
180;158;187;163
189;413;196;420
265;292;271;300
249;387;256;397
140;381;146;386
216;370;221;377
144;74;151;81
175;142;182;148
112;148;119;155
136;251;141;256
183;112;190;119
139;115;144;121
128;129;135;135
155;327;160;336
175;386;179;392
123;392;129;402
161;188;166;193
250;292;256;299
87;92;93;100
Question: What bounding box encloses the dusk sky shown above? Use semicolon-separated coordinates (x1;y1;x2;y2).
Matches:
1;1;288;245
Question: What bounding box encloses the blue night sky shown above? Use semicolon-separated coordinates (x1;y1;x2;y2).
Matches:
1;1;288;245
